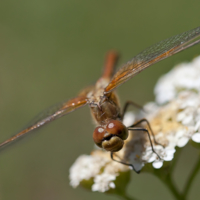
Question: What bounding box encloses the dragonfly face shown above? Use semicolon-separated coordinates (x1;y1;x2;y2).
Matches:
93;119;128;152
1;26;200;156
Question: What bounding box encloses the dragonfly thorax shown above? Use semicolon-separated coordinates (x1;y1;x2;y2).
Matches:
89;92;121;125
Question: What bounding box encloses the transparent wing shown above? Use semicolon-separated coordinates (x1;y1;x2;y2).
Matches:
105;26;200;93
0;95;89;149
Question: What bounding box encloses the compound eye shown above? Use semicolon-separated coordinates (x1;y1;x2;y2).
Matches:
106;120;128;140
93;126;106;148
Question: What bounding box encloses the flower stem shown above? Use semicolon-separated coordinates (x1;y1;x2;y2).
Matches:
156;173;184;200
182;155;200;198
165;176;185;200
170;147;182;173
152;147;184;200
154;148;200;200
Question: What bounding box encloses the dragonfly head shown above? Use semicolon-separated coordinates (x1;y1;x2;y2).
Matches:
93;120;128;152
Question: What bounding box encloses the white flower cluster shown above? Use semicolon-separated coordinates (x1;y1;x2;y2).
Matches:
69;153;110;188
121;56;200;171
69;56;200;192
69;151;129;192
142;91;200;168
154;55;200;146
155;56;200;104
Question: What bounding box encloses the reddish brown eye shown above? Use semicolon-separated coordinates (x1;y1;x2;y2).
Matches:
93;126;106;148
106;120;128;140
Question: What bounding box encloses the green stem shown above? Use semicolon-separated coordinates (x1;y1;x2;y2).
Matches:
157;147;184;200
170;147;182;173
182;156;200;198
166;176;185;200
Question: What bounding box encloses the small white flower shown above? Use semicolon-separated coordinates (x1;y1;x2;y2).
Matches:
92;173;116;192
152;161;163;169
192;132;200;143
123;111;136;127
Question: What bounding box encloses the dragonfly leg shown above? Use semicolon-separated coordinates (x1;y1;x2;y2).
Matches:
122;101;144;120
128;125;162;160
129;118;163;146
110;152;140;173
110;120;162;172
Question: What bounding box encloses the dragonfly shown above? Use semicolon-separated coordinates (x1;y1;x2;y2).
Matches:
1;26;200;173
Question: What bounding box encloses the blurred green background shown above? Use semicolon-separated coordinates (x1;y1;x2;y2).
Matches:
0;0;200;200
